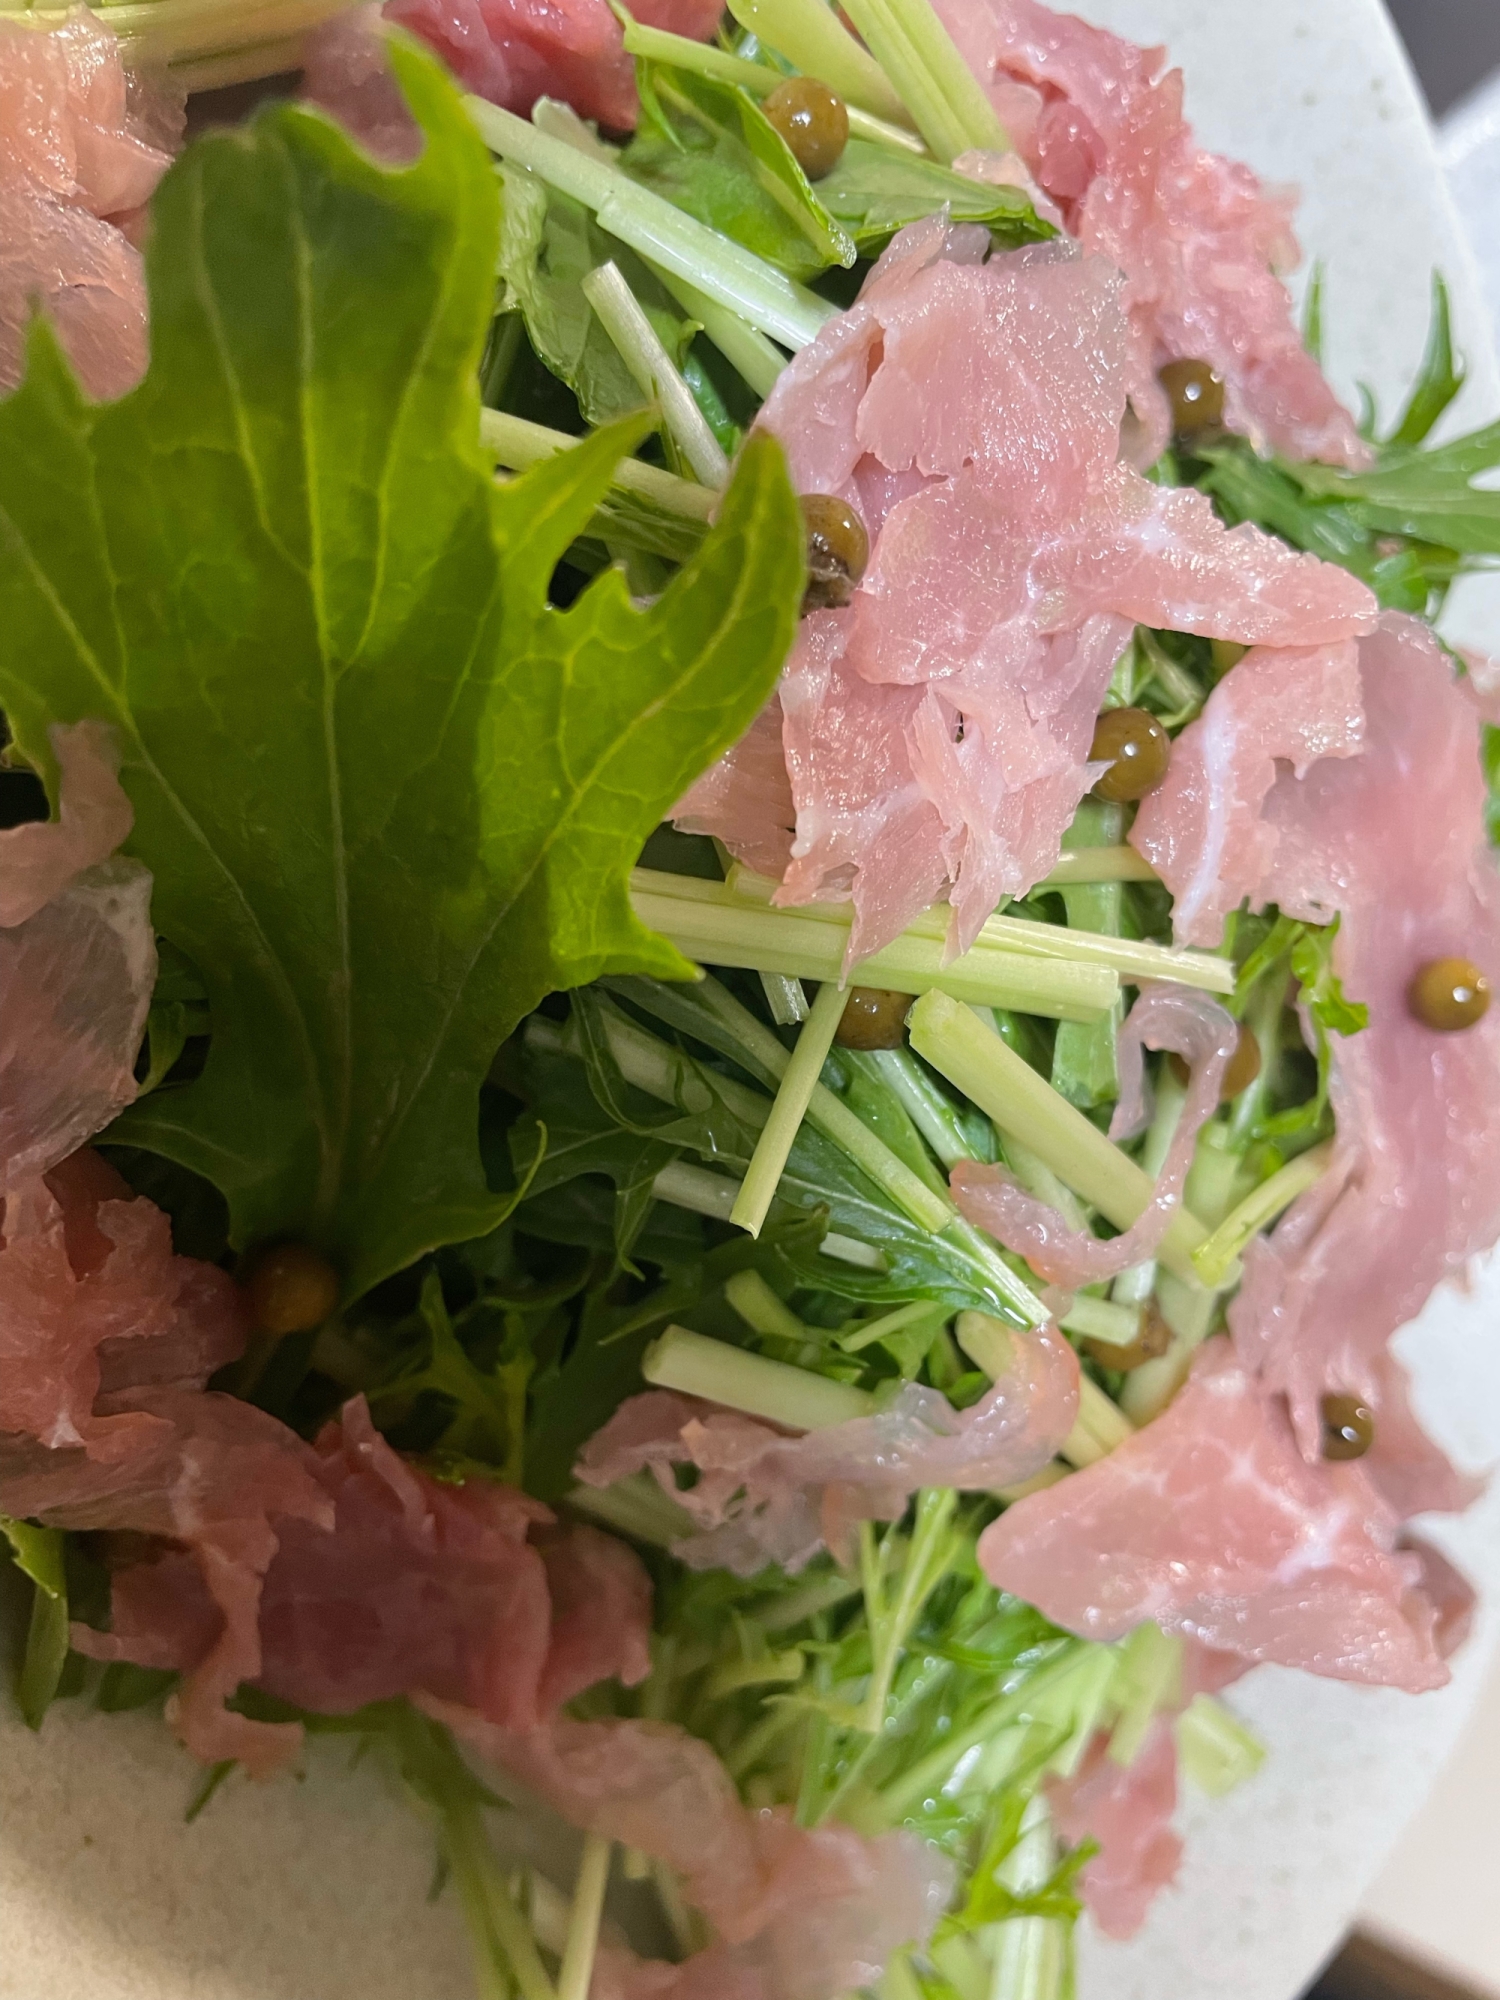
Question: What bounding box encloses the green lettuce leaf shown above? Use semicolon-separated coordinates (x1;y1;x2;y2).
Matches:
624;63;856;281
0;45;802;1302
1;1518;69;1729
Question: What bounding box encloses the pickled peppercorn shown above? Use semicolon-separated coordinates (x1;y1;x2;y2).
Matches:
1090;706;1171;802
801;493;870;612
1321;1393;1375;1461
1159;357;1225;441
244;1242;341;1336
1408;956;1491;1032
1081;1300;1172;1373
1168;1024;1261;1101
762;78;849;181
834;986;910;1050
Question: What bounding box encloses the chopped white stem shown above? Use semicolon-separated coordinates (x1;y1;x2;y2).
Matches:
650;264;789;399
466;99;838;349
725;1267;811;1343
632;878;1120;1021
643;1325;873;1428
733;978;850;1235
581;261;729;486
648;1162;886;1270
566;1472;695;1546
480;409;716;522
864;1047;980;1168
1106;1622;1182;1768
1039;847;1161;887
1176;1693;1266;1797
724;0;917;128
909;991;1211;1284
838;1299;948;1352
1059;1295;1142;1348
721;865;1231;995
557;1836;611;2000
531;96;619;163
1192;1140;1334;1288
759;970;810;1025
38;0;350;67
988;1795;1067;2000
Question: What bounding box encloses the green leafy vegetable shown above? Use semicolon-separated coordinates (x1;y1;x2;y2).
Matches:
1;1517;70;1729
814;140;1053;256
624;63;856;281
0;46;802;1302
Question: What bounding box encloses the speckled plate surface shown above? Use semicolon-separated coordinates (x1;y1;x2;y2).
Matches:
4;4;1499;1997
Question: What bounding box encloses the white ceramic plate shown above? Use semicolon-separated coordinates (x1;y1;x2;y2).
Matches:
5;4;1500;1997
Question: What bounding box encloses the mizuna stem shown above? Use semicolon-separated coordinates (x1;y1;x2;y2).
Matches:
732;979;849;1235
642;1324;874;1427
581;261;729;486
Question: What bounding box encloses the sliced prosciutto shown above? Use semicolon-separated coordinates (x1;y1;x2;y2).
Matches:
679;229;1375;960
0;11;178;400
575;1324;1079;1575
67;1395;652;1773
1218;616;1500;1461
385;0;724;132
977;1340;1454;1692
951;983;1236;1285
1047;1720;1180;1941
929;0;1368;468
427;1700;952;2000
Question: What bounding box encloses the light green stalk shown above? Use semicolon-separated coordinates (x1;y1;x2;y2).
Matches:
480;409;716;522
1039;848;1159;887
650;264;790;399
1106;1623;1182;1768
566;1471;697;1545
759;970;810;1025
444;1800;559;2000
25;0;350;72
864;1047;980;1168
725;0;916;128
725;1267;813;1342
632;875;1120;1021
733;978;850;1234
650;1137;886;1270
838;1298;947;1353
643;1324;873;1427
1058;1294;1141;1349
1176;1693;1266;1797
581;262;729;485
557;1837;611;2000
988;1795;1067;2000
1192;1140;1334;1287
466;99;838;349
859;1488;961;1730
910;991;1211;1284
721;864;1231;994
621;18;926;152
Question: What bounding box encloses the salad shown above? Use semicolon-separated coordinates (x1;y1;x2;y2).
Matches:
2;0;1500;1996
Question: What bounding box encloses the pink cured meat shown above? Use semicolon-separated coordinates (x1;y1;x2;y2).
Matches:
1047;1721;1181;1941
1129;640;1365;946
1225;615;1500;1460
71;1396;652;1771
0;721;135;929
301;7;423;165
0;13;178;400
575;1325;1079;1575
674;693;796;880
681;232;1375;960
426;1700;953;2000
977;1340;1454;1691
0;1150;248;1462
951;983;1236;1286
929;0;1368;468
385;0;723;131
2;859;155;1193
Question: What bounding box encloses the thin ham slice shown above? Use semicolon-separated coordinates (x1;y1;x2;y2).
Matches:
0;12;177;400
575;1325;1079;1575
0;720;135;928
977;1340;1453;1692
384;0;723;131
680;231;1375;960
951;984;1236;1286
67;1395;652;1773
929;0;1368;468
1129;640;1365;946
425;1700;953;2000
1221;616;1500;1462
1048;1720;1181;1941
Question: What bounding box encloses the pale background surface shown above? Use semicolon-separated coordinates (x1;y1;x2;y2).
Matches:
4;5;1500;2000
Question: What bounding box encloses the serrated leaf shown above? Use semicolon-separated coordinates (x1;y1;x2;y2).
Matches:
0;45;802;1301
1;1517;69;1729
814;139;1053;256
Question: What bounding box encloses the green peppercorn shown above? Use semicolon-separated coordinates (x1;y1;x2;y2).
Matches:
801;493;870;612
1321;1393;1375;1461
1090;706;1171;802
1408;956;1491;1032
1159;357;1225;441
244;1242;341;1336
834;987;910;1050
762;77;850;181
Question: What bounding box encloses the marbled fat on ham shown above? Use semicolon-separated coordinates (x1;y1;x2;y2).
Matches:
1130;639;1365;946
679;230;1375;960
576;1325;1079;1575
1223;616;1500;1462
929;0;1368;468
384;0;723;131
951;983;1236;1286
977;1340;1454;1692
426;1700;953;2000
0;12;178;400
